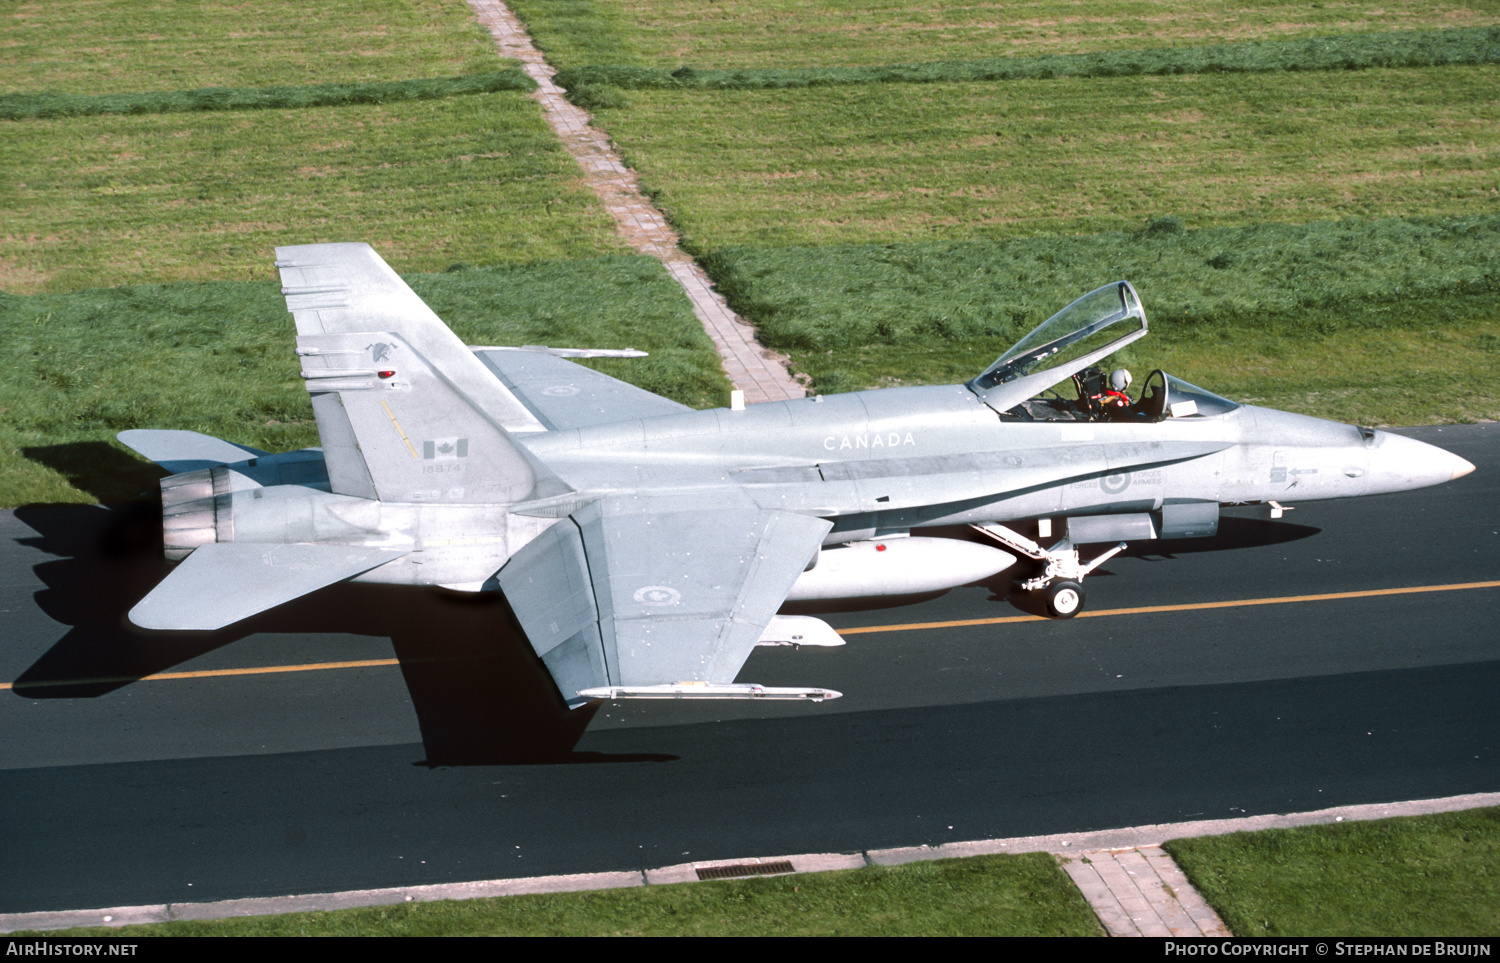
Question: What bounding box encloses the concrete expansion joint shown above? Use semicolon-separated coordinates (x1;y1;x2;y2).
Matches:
464;0;805;405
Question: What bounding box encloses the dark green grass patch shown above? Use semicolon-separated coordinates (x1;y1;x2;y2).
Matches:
1166;808;1500;937
0;258;726;507
712;217;1500;426
704;217;1500;351
519;0;1500;71
0;72;535;121
1;0;508;95
559;26;1500;102
33;853;1102;936
593;67;1500;251
0;94;626;293
790;319;1500;428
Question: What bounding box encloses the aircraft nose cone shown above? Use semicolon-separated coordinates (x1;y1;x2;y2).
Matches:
1365;431;1475;495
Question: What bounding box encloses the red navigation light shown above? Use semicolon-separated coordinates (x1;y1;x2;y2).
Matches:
378;370;396;379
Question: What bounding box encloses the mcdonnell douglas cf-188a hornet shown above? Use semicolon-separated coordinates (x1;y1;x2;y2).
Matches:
120;244;1476;707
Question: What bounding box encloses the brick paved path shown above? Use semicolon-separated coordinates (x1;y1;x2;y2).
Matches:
1062;846;1232;937
466;0;805;404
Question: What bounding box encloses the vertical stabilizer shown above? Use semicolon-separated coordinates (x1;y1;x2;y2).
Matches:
276;243;563;504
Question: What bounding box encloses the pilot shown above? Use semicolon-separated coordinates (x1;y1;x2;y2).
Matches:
1100;369;1132;417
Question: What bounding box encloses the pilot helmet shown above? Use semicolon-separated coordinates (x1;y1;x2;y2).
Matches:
1109;368;1133;392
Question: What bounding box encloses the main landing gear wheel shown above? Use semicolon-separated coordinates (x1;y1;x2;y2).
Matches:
1044;580;1084;618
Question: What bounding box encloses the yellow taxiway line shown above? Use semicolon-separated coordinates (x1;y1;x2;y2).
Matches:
1;659;398;691
836;580;1500;635
3;581;1497;689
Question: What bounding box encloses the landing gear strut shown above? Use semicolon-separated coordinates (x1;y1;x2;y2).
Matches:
971;522;1126;619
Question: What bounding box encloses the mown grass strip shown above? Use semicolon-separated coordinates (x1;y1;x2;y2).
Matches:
557;26;1500;99
0;72;536;121
515;0;1500;71
0;258;727;507
1166;807;1500;937
21;853;1102;936
594;67;1499;250
704;217;1500;425
0;94;626;293
506;0;646;71
788;321;1500;429
704;217;1500;351
1;0;509;95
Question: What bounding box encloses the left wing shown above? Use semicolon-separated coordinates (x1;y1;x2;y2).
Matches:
473;349;691;431
498;491;832;707
129;542;409;631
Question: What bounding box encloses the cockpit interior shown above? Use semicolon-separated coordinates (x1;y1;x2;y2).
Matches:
1006;366;1241;423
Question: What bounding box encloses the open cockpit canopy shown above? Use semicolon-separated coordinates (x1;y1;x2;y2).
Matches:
972;281;1146;390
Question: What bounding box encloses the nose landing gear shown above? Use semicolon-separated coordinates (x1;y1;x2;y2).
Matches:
971;522;1126;619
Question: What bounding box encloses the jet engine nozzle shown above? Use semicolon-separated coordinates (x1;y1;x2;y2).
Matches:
159;467;234;560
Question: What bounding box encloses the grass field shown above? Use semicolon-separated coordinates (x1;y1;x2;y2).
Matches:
701;217;1500;423
594;66;1499;251
1;0;508;95
0;93;629;293
1167;807;1500;937
26;853;1103;937
704;218;1500;346
511;0;1500;70
555;27;1500;102
0;259;726;508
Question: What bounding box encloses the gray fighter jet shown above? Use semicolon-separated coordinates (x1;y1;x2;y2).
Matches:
119;243;1476;707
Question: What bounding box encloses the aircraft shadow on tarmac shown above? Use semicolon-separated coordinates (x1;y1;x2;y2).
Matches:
1126;514;1321;561
10;502;675;766
9;499;1316;764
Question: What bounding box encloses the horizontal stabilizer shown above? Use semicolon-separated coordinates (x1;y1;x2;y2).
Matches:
117;430;265;474
128;542;407;631
474;349;691;431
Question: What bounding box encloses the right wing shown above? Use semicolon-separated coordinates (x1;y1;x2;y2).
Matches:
473;349;691;431
498;492;832;707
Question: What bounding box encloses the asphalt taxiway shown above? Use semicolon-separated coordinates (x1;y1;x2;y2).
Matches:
2;424;1494;915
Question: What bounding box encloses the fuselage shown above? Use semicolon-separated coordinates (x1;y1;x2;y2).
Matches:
192;381;1471;590
518;383;1466;533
